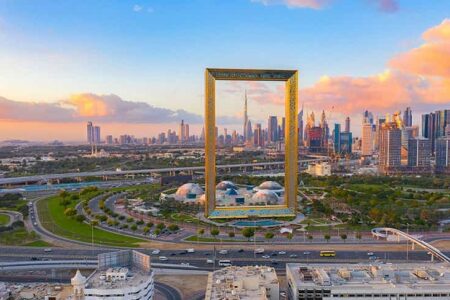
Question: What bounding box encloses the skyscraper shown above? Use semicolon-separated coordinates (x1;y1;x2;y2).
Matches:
436;138;450;172
333;123;341;153
94;126;101;144
268;116;278;143
254;123;264;147
379;122;402;170
87;121;94;144
179;120;185;144
407;137;431;167
344;116;350;133
246;120;253;143
403;107;412;127
361;123;373;156
243;91;248;141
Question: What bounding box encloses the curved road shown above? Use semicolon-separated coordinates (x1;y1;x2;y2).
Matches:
155;282;182;300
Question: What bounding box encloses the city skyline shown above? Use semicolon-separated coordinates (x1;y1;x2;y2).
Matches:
0;1;449;141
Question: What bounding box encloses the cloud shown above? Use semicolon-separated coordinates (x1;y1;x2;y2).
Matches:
0;97;74;122
251;0;331;10
133;4;143;12
389;18;450;77
370;0;398;13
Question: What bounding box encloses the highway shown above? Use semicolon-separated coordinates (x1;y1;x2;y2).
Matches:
0;158;328;185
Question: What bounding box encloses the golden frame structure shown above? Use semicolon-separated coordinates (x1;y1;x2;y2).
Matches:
204;68;299;218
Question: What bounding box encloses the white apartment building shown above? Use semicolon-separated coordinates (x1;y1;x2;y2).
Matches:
205;265;279;300
287;263;450;300
306;162;331;177
71;250;154;300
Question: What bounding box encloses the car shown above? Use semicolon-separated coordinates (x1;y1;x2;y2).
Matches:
254;248;265;254
206;259;214;264
181;262;190;266
271;260;278;265
271;253;278;257
303;251;311;255
186;248;195;253
369;256;378;260
170;253;177;256
33;222;37;226
367;252;374;256
179;251;187;255
237;249;244;253
262;255;270;259
151;249;160;255
159;256;169;261
278;251;286;255
44;248;52;252
219;250;228;255
289;254;298;258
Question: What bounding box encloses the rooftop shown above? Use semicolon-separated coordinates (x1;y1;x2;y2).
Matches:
86;266;152;290
287;263;450;293
205;265;279;300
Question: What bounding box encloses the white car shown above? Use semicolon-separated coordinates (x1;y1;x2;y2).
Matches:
186;248;195;253
181;262;190;266
278;251;286;255
262;255;270;259
367;252;374;256
152;249;160;255
44;248;52;252
159;256;169;261
206;259;214;264
254;248;265;254
219;250;228;255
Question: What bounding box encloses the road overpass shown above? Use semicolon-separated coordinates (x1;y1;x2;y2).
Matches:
0;157;329;186
372;227;450;263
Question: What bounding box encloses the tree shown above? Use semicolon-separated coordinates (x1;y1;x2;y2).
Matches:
91;220;99;227
64;207;76;217
59;190;69;199
228;231;235;238
324;233;331;243
340;233;347;243
210;228;220;238
154;228;161;235
156;223;166;230
242;227;255;241
146;222;154;228
355;232;362;242
307;234;313;242
75;214;86;223
143;227;150;234
130;224;138;232
168;224;179;232
59;198;71;208
286;232;294;241
264;232;274;243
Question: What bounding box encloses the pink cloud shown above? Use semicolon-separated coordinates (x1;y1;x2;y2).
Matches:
371;0;398;13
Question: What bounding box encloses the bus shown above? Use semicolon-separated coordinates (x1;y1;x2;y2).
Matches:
320;251;336;257
218;260;232;267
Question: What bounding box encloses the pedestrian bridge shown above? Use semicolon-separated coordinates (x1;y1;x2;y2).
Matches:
372;227;450;263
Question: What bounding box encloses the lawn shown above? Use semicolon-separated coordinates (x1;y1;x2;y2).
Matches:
0;213;10;226
22;240;53;247
37;192;146;247
185;235;240;243
0;227;40;245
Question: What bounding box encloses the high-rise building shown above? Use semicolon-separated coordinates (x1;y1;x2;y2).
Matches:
340;132;352;154
333;124;341;153
403;107;413;127
254;123;264;147
435;109;450;139
280;117;286;140
185;124;189;142
436;138;450;172
407;137;431;167
401;126;419;150
105;135;113;145
243;91;248;141
94;126;101;144
361;123;373;156
308;126;324;153
363;110;374;124
87;121;94;144
379;122;402;169
268;116;278;143
344;116;350;132
320;110;329;143
246;120;253;143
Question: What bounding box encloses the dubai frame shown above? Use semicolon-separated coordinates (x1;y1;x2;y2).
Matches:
204;68;298;219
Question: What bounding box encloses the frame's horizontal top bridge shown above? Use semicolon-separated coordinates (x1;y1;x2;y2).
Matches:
206;68;297;81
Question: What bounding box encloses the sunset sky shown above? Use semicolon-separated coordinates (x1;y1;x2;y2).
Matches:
0;0;449;141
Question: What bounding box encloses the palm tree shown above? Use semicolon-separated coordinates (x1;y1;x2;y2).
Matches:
264;232;274;244
324;233;331;243
340;233;347;243
210;228;220;240
286;232;294;242
355;232;362;243
307;234;313;243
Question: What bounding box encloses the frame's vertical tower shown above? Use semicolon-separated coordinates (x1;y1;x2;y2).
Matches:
204;68;298;218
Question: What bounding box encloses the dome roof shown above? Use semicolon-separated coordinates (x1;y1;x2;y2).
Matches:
251;190;279;204
175;183;204;197
216;181;237;191
71;270;87;285
257;181;283;190
225;188;238;196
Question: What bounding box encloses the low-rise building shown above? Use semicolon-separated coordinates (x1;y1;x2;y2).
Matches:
71;250;154;300
286;263;450;300
205;265;279;300
306;162;331;177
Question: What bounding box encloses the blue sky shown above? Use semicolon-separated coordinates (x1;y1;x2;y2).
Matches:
0;0;449;140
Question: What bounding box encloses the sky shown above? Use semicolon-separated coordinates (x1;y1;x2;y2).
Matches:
0;0;449;141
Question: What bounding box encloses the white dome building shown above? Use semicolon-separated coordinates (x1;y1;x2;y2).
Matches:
216;181;237;191
253;181;284;196
251;190;280;205
175;183;204;197
71;269;87;296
